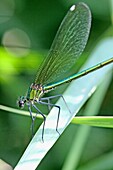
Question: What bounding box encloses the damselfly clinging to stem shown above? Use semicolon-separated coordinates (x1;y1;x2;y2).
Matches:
15;2;113;141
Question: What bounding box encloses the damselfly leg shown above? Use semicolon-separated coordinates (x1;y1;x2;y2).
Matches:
28;104;46;142
39;94;71;136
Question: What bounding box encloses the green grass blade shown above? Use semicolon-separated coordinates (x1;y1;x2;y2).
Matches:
1;105;112;128
0;105;44;119
72;116;113;128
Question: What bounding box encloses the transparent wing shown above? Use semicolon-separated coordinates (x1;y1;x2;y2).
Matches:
35;2;91;85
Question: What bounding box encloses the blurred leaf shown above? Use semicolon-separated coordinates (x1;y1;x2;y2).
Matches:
77;151;113;170
72;116;113;128
111;0;113;24
0;47;44;82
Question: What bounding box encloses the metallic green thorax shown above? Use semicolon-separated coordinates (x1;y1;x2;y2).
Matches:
26;83;44;102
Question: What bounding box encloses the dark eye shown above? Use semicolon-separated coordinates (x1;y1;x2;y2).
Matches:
18;100;24;108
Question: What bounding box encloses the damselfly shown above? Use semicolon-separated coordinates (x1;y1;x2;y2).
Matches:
16;2;113;141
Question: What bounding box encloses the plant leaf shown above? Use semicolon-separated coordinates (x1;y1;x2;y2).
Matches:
72;116;113;128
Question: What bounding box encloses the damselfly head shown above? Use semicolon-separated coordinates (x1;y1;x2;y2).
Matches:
17;96;26;108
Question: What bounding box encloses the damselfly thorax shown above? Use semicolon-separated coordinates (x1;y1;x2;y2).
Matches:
27;83;44;102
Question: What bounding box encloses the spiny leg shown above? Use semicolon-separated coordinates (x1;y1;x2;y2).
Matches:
41;94;71;114
47;98;51;111
39;100;60;135
36;97;52;111
28;105;35;138
32;104;46;142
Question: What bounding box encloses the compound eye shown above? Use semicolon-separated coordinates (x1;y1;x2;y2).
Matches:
18;100;24;108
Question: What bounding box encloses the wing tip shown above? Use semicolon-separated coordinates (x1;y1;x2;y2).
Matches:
70;2;91;13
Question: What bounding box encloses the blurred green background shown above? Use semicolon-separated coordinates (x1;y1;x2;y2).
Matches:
0;0;113;169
